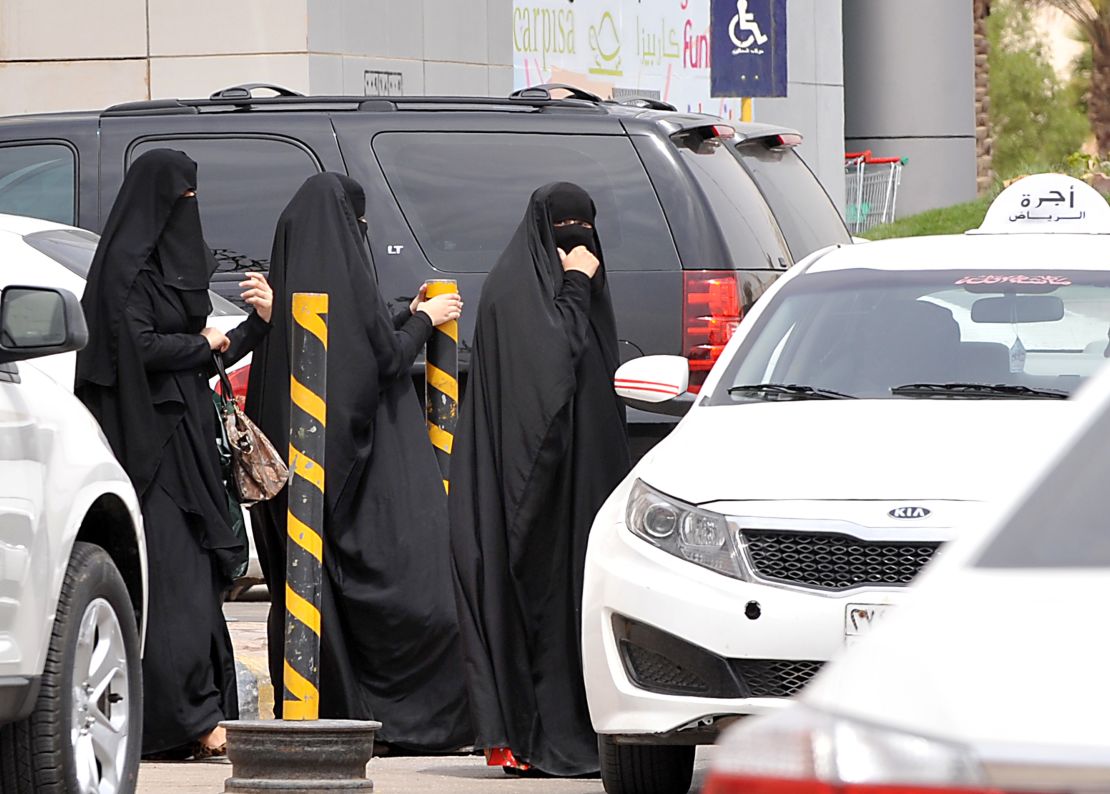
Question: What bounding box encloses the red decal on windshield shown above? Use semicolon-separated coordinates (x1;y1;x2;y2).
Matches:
956;275;1072;286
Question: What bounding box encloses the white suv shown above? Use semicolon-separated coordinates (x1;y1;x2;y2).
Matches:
0;285;145;794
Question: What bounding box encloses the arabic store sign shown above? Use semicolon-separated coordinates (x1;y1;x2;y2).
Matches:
512;0;746;119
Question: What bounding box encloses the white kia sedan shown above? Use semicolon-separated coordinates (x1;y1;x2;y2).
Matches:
703;352;1110;793
583;174;1110;794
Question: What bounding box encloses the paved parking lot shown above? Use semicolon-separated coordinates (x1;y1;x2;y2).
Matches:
139;752;714;793
137;602;712;792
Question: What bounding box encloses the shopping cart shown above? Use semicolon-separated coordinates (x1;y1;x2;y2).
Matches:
844;151;908;233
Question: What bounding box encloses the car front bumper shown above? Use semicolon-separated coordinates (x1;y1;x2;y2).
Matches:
581;489;955;739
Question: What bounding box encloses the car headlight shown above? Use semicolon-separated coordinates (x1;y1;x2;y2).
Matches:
625;479;746;580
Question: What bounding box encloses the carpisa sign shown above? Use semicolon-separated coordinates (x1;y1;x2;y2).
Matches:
711;0;787;98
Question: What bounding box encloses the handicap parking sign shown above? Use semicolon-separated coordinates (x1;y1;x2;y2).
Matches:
711;0;788;98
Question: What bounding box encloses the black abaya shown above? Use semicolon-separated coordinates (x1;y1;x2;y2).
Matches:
449;183;631;776
74;149;270;754
245;173;471;751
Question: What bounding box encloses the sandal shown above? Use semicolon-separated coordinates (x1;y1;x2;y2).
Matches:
190;739;227;760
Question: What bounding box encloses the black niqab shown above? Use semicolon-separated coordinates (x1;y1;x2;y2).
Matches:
77;148;196;390
246;173;472;750
550;183;600;257
449;182;630;775
156;194;219;314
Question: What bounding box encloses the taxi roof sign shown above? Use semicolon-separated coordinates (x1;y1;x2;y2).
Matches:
971;173;1110;235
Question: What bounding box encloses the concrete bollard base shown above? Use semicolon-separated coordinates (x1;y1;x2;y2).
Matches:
222;719;382;793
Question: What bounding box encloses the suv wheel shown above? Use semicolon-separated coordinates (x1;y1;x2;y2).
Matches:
599;734;695;794
0;542;142;794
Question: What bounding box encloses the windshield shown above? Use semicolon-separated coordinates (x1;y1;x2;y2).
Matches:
707;268;1110;403
22;228;244;317
734;141;852;259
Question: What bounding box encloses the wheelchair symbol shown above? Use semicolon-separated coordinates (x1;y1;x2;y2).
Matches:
729;0;769;54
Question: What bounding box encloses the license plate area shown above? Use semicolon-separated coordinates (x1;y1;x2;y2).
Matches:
844;603;893;646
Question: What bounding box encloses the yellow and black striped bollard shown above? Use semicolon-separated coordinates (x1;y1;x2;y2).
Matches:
284;292;328;721
424;279;458;493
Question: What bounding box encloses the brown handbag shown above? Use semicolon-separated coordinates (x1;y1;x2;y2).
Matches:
214;354;290;505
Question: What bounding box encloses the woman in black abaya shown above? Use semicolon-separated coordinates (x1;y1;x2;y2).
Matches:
75;148;273;758
449;182;631;776
245;173;472;751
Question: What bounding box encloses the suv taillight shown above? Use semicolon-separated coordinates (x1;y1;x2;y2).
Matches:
683;271;742;393
216;364;251;411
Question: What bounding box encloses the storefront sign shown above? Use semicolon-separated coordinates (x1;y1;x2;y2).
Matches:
512;0;747;119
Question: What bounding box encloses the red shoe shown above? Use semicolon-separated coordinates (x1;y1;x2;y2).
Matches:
484;747;531;771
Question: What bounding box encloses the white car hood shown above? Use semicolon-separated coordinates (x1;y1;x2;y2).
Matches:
639;400;1072;504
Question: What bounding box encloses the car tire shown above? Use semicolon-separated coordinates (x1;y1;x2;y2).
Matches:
599;734;695;794
0;542;142;794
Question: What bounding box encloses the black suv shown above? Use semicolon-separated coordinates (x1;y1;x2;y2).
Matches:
0;83;850;447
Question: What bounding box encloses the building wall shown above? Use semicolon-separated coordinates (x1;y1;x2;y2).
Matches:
756;0;846;211
0;0;513;114
843;0;978;216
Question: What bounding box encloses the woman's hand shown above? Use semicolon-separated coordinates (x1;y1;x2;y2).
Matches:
409;283;429;315
240;272;274;323
201;327;230;352
415;292;463;327
558;246;600;278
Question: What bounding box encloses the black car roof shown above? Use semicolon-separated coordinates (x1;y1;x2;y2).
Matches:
0;84;801;145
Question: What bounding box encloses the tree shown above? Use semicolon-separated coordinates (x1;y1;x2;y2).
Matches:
989;0;1090;177
1026;0;1110;154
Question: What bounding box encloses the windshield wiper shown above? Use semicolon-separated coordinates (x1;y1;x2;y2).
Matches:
728;383;857;400
890;382;1069;400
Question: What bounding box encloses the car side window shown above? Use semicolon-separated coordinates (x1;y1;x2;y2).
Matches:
130;137;321;276
372;133;681;273
0;143;76;225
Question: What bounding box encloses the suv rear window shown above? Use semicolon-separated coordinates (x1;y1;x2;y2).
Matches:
735;141;851;259
670;129;792;270
0;143;76;225
131;137;321;277
373;133;680;273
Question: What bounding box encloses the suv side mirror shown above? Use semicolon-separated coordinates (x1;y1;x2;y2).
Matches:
614;355;695;417
0;286;88;364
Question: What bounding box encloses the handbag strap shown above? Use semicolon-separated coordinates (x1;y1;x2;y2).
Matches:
213;352;236;406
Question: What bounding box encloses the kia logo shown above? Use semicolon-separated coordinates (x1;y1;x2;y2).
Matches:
889;506;931;520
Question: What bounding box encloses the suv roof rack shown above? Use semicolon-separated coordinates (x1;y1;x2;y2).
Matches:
102;83;614;117
509;83;603;103
209;83;305;101
617;96;678;112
